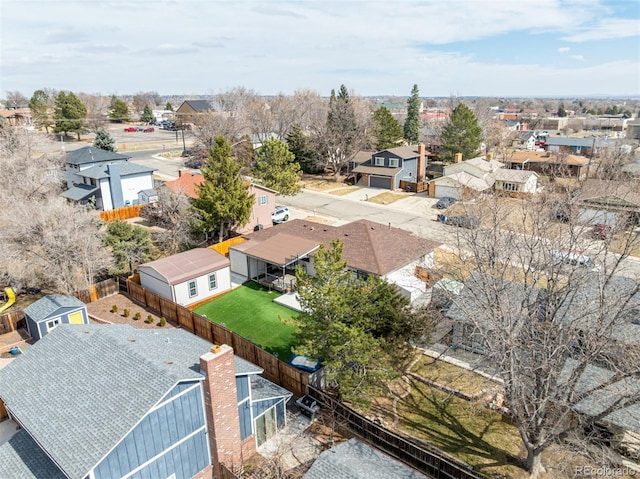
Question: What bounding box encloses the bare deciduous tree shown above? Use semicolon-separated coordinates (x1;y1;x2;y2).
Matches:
140;188;196;255
441;192;640;477
0;126;112;293
77;93;110;133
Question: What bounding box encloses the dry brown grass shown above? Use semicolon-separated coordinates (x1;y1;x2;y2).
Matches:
412;358;499;396
366;191;409;205
301;177;344;191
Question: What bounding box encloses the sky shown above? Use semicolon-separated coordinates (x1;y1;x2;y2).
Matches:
1;0;639;99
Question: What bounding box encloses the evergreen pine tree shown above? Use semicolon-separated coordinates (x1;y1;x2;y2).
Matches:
93;128;116;152
28;89;52;133
253;138;302;196
440;103;483;162
286;124;318;173
373;106;403;150
53;91;87;140
403;84;421;144
141;105;154;123
108;99;129;123
190;136;254;242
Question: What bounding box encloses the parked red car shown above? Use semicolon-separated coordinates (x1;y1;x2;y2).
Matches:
143;127;155;133
123;127;137;132
591;224;612;240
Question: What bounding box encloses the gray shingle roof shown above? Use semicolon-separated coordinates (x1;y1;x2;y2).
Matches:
66;146;130;166
250;375;293;401
304;438;427;479
61;184;100;201
182;100;211;112
0;430;67;479
23;294;85;323
0;324;263;479
76;162;156;180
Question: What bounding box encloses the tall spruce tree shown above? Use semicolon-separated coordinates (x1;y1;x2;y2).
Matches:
28;89;52;133
191;135;254;242
373;106;403;150
253;138;302;196
53;91;87;140
93;128;116;152
440;103;483;162
141;105;154;123
403;84;421;143
286;124;318;173
108;99;129;123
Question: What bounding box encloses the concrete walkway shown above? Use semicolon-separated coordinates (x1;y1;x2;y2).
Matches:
273;292;303;312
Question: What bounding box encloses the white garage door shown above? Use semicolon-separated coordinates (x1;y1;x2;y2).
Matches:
435;185;462;200
578;209;618;228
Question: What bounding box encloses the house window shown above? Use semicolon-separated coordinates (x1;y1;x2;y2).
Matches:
46;318;61;331
258;195;268;206
374;156;385;166
502;182;519;192
208;273;217;290
188;281;197;298
389;158;399;168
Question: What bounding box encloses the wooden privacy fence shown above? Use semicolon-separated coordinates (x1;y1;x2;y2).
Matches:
209;237;246;257
99;204;144;222
0;311;25;335
308;386;486;479
126;281;310;398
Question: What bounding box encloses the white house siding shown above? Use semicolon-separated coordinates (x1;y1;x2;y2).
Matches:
229;250;249;277
139;268;175;302
99;178;112;211
173;266;232;306
433;179;463;200
523;174;537;193
121;173;155;206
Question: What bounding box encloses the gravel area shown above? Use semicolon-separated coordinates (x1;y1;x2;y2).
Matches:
86;294;176;329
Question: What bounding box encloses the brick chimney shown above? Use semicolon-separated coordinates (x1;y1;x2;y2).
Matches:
200;345;242;476
178;168;189;177
417;143;426;182
454;152;463;163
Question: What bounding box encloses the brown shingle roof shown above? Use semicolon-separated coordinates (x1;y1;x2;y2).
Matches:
575;179;640;208
240;219;440;276
508;151;589;166
138;248;229;285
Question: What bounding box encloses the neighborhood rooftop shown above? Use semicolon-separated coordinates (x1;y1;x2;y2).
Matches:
65;147;130;165
242;219;440;276
138;247;230;285
0;324;261;479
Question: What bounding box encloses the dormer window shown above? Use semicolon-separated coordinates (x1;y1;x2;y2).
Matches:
374;157;385;166
389;158;399;167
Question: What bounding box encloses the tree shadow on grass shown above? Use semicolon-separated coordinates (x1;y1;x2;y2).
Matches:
373;378;525;475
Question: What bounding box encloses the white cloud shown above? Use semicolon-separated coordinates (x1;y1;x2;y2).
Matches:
571;54;585;61
558;47;571;53
562;18;640;42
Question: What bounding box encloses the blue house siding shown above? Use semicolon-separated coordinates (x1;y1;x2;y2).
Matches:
399;157;418;181
31;307;88;340
159;380;201;403
239;399;252;440
92;382;209;479
236;376;250;402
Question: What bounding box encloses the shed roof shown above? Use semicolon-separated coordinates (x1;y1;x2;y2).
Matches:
138;248;230;285
0;324;261;479
303;438;427;479
23;294;85;323
66;146;130;165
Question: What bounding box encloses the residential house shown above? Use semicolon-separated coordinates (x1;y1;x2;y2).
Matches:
352;144;427;191
23;294;88;341
229;218;440;301
492;169;538;194
574;179;640;228
444;273;640;462
138;248;231;307
304;438;427;479
0;325;292;479
511;131;537;150
162;170;277;233
503;150;590;178
545;136;616;156
430;156;503;199
62;146;156;210
175;100;212;125
0;108;32;127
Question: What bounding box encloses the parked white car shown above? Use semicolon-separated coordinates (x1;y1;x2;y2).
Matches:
271;206;290;224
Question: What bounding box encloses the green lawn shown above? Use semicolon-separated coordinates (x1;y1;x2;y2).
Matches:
194;282;298;360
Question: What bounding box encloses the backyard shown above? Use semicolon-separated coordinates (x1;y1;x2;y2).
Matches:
194;282;298;360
